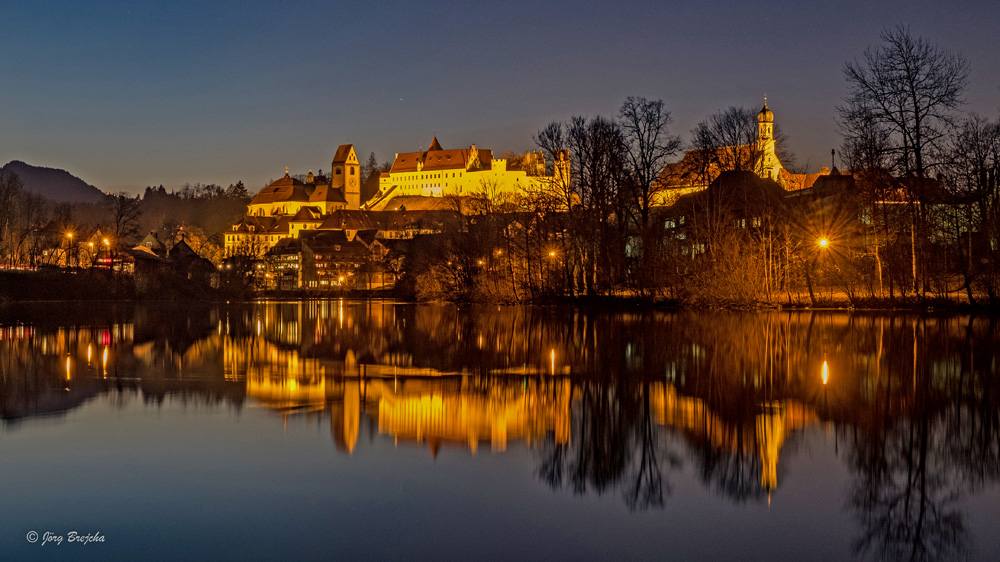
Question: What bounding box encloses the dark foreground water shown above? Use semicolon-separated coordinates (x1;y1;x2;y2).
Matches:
1;301;998;562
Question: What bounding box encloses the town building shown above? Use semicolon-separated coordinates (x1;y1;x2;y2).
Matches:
247;144;361;217
224;137;555;260
656;102;833;206
364;136;569;211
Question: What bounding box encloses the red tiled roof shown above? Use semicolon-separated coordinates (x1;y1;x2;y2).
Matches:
332;144;354;164
250;175;311;205
779;169;825;191
658;145;762;190
390;143;493;174
308;183;348;205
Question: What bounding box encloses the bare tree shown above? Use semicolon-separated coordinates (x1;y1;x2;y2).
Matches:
841;107;898;298
942;115;1000;302
840;26;969;295
106;192;142;246
618;97;682;229
695;106;763;174
841;25;968;179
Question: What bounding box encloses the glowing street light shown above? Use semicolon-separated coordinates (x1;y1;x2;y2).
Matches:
818;237;829;248
66;233;74;267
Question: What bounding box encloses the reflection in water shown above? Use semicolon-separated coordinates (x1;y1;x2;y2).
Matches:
1;303;999;559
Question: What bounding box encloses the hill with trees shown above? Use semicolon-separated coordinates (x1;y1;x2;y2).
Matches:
1;160;105;203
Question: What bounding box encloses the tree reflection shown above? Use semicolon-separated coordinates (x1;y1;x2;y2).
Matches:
536;380;672;511
2;300;999;548
846;316;1000;562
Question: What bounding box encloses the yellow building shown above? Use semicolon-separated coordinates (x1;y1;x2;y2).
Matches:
247;144;360;217
363;136;568;211
224;139;569;257
225;144;362;256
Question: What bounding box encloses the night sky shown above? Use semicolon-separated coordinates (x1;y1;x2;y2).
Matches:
1;0;997;194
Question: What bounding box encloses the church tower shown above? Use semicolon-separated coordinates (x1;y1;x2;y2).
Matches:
554;149;571;189
756;101;781;181
331;144;360;209
757;101;773;141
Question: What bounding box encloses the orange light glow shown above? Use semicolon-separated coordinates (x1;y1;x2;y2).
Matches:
818;238;829;248
822;361;829;385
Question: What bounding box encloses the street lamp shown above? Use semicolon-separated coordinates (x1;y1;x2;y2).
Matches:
66;233;74;267
807;237;831;305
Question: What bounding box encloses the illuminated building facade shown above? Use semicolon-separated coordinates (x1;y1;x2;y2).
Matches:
224;144;362;257
223;138;568;259
656;103;833;206
364;137;570;211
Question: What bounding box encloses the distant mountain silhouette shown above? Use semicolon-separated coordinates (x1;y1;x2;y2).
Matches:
1;160;106;204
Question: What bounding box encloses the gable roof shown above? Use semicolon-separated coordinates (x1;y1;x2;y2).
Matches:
389;141;493;174
332;144;355;164
227;215;292;235
308;183;348;205
290;206;323;221
779;169;824;191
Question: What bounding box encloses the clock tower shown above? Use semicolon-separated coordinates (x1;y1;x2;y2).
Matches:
331;144;361;209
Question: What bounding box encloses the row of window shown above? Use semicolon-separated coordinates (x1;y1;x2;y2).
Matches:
399;172;461;180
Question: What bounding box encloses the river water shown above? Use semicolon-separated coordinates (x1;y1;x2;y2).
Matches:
1;301;998;561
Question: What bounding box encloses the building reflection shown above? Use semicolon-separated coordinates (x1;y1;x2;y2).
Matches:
1;299;998;558
243;375;572;456
649;385;818;492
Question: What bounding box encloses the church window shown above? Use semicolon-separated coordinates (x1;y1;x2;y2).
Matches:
335;167;342;175
350;168;355;175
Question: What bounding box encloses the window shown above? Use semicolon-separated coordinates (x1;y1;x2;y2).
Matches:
350;168;355;175
335;167;342;175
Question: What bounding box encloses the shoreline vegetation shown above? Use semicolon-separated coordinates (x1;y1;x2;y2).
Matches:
2;269;998;313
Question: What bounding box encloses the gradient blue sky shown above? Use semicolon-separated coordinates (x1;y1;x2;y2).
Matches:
1;0;998;194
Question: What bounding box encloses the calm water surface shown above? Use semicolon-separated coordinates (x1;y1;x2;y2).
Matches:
1;301;998;561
